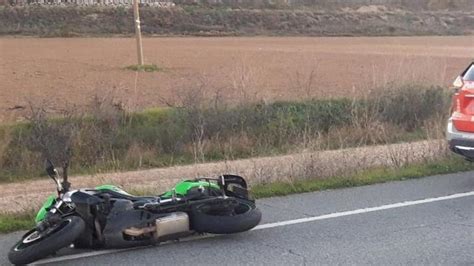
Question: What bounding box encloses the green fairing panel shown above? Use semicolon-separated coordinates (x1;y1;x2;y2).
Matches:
95;184;132;195
35;195;56;223
162;180;220;198
36;185;128;223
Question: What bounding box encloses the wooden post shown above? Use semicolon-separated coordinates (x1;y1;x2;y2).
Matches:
133;0;144;66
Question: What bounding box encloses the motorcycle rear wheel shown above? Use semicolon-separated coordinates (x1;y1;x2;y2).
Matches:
8;216;85;265
191;198;261;234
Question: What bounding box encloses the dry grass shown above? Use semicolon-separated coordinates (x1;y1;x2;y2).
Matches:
0;86;452;216
0;83;449;181
0;139;447;214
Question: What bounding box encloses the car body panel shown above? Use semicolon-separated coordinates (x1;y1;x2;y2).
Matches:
447;62;474;159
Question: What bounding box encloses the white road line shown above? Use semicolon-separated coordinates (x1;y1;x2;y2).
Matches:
252;190;474;231
34;190;474;265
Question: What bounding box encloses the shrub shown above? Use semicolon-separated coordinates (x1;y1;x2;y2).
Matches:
377;85;450;130
0;84;450;181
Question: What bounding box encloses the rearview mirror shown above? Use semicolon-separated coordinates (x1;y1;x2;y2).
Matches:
45;159;56;178
45;159;64;195
453;76;464;89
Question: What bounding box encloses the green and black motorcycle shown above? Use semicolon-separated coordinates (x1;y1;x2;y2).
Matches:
8;160;261;265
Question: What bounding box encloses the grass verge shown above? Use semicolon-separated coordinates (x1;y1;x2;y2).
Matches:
0;85;450;182
2;155;474;234
0;212;35;234
251;156;474;198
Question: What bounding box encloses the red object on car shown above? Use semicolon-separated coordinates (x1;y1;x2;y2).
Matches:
447;62;474;159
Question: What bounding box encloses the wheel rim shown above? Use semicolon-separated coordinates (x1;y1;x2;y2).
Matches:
22;231;42;244
14;218;72;251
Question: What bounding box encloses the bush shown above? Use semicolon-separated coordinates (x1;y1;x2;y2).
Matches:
377;85;450;130
0;84;450;181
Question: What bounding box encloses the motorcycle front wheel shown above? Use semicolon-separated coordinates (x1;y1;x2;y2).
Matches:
8;215;85;265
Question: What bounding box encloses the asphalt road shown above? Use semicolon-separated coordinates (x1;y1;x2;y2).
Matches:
1;171;473;265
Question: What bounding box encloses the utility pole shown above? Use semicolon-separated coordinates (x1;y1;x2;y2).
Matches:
133;0;144;65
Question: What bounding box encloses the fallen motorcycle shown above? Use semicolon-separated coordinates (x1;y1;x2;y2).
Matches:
8;160;261;265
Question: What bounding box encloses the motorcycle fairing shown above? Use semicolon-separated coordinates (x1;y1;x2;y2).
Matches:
35;195;56;223
161;180;220;198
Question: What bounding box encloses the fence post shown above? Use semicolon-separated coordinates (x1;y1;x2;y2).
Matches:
133;0;144;65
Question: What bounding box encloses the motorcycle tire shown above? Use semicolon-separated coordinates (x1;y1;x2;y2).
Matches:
8;216;85;265
191;198;261;234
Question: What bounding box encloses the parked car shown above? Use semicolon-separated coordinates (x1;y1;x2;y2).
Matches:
447;62;474;160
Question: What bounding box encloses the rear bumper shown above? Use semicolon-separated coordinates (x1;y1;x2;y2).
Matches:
447;118;474;159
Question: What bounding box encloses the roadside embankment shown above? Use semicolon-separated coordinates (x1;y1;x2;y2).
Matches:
0;85;450;182
1;6;473;37
0;139;450;213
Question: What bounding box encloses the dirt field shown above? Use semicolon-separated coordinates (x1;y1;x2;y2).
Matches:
0;36;473;121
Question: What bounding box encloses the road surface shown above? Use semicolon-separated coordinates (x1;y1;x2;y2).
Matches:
1;171;473;265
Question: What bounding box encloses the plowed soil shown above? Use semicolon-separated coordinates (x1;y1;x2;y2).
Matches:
0;36;473;121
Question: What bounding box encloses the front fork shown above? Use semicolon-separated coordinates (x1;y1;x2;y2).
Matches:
36;200;69;232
